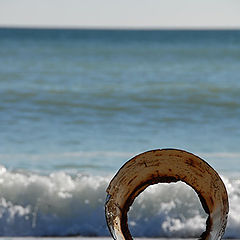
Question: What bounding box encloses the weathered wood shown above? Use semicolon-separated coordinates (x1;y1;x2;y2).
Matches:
105;149;229;240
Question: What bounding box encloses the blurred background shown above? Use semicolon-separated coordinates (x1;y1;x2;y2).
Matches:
0;0;240;238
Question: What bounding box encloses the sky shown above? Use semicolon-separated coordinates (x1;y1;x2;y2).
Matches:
0;0;240;29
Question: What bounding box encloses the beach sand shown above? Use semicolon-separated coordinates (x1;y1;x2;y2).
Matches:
0;238;235;240
0;238;197;240
0;238;232;240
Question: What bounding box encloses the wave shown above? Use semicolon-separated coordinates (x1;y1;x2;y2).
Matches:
0;165;239;237
0;151;135;160
0;151;239;173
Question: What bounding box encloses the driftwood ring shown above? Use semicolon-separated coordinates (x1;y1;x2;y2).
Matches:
105;149;229;240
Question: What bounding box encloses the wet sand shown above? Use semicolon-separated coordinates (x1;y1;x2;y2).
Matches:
0;238;219;240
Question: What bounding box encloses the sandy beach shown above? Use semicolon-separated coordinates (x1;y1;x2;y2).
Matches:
0;238;197;240
0;238;232;240
0;238;235;240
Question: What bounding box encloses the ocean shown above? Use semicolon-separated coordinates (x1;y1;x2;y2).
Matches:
0;28;240;238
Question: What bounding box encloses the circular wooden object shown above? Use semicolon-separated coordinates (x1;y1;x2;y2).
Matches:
105;149;228;240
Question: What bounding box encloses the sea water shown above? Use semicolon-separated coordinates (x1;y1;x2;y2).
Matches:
0;28;240;238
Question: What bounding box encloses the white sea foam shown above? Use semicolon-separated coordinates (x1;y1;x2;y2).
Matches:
0;165;239;238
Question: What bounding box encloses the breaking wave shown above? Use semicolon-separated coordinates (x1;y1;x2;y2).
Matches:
0;165;239;238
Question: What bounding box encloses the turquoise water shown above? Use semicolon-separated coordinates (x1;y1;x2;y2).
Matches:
0;28;240;237
0;29;240;174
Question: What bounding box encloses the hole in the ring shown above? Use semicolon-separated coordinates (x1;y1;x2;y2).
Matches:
128;181;208;238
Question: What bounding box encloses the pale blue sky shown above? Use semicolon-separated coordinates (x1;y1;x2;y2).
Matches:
0;0;240;29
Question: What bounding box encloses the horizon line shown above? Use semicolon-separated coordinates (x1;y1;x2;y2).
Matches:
1;24;240;31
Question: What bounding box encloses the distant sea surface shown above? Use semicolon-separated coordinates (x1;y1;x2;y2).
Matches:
0;28;240;238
